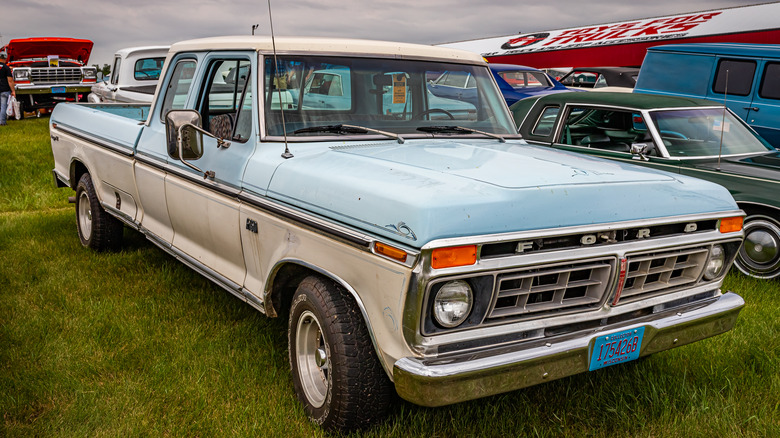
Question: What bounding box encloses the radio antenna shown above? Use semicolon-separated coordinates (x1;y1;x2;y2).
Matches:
268;0;293;159
717;70;727;171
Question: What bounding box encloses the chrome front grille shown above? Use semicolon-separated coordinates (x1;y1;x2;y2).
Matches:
618;247;709;304
30;68;82;84
487;259;614;319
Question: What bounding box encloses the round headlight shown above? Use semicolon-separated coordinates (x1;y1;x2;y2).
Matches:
433;280;473;328
703;244;726;280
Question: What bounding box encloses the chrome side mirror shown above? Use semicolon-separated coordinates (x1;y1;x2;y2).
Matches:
165;109;203;160
630;142;655;161
165;110;216;178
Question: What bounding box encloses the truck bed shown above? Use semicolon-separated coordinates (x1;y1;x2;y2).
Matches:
50;103;149;153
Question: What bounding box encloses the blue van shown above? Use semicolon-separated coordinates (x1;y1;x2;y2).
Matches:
635;43;780;147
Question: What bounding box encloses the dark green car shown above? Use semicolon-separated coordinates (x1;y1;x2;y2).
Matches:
512;91;780;279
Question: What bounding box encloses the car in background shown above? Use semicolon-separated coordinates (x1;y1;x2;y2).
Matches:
3;37;97;115
88;46;168;104
559;67;639;90
512;91;780;279
634;43;780;148
428;64;572;107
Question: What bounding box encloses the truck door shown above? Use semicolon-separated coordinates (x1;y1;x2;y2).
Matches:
164;54;255;288
747;60;780;147
135;55;199;244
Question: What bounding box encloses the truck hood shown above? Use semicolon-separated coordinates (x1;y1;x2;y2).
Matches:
266;139;737;247
5;38;93;63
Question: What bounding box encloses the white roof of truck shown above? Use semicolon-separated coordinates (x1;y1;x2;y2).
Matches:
115;45;170;58
169;36;485;64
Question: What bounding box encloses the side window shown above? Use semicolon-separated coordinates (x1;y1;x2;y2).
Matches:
110;56;121;85
200;59;252;142
300;66;351;111
759;62;780;100
440;71;469;88
713;59;755;96
134;57;165;81
160;59;197;121
531;106;559;136
558;107;641;153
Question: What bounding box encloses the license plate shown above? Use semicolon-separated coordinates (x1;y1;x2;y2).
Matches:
589;327;645;371
51;86;67;94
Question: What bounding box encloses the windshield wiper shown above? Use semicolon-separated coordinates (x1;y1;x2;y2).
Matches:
417;125;506;143
293;124;404;143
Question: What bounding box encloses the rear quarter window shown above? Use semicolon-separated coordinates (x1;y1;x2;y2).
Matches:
532;106;560;136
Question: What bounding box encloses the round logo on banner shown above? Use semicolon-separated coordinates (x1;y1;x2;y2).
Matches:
501;32;550;50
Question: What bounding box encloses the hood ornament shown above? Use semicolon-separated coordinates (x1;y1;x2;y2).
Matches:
385;222;417;241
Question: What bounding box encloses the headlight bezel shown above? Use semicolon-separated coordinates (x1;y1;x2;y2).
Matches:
13;68;31;82
81;67;97;80
432;279;474;328
422;275;494;335
703;244;726;280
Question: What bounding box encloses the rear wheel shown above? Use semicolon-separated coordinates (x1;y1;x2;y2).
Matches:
735;213;780;279
75;173;123;251
288;275;393;431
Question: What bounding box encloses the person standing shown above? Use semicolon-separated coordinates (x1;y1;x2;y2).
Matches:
0;52;17;125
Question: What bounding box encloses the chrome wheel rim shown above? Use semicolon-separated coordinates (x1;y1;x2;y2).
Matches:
295;310;328;408
78;191;93;240
737;216;780;279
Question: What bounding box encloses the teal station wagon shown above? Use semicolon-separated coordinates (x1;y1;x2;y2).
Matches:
513;91;780;279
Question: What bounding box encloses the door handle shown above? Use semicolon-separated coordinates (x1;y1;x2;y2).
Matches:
744;106;759;112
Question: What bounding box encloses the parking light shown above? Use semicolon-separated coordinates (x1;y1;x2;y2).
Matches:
432;245;477;269
719;216;743;233
375;242;407;263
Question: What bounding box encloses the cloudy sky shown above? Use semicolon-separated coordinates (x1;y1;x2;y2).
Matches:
1;0;771;66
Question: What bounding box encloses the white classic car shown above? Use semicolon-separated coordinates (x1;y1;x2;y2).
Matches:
88;46;168;104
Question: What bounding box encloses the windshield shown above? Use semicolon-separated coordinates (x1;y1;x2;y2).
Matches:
263;55;517;139
649;108;774;157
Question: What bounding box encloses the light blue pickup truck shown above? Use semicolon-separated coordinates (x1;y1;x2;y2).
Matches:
50;36;746;431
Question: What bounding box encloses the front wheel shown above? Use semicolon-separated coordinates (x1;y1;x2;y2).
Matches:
288;276;393;431
735;214;780;279
75;173;123;251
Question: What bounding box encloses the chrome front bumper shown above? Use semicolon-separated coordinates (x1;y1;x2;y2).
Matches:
15;84;92;94
393;291;744;407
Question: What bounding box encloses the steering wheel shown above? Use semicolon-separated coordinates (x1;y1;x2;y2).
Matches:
413;108;454;120
660;130;688;139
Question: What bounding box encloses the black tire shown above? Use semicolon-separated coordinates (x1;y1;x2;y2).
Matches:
75;173;123;251
735;213;780;279
288;275;393;431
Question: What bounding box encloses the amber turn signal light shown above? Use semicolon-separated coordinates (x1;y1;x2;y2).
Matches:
375;242;407;263
432;245;477;269
719;216;744;233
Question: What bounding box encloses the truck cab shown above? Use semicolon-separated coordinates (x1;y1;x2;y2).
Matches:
88;46;168;104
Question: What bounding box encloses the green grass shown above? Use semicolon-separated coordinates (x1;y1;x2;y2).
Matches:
1;117;778;437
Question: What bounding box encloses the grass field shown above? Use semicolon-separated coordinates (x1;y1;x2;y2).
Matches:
1;116;778;437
